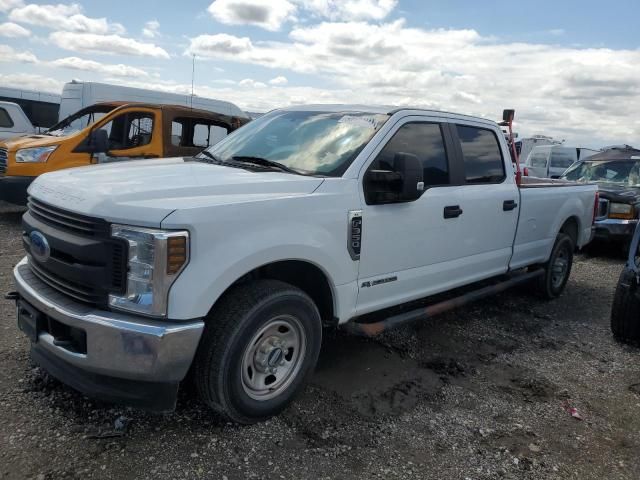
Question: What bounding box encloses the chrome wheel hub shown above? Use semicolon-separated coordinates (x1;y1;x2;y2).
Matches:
241;315;306;401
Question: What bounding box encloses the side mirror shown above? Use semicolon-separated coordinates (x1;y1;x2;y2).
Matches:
503;109;515;123
365;152;424;204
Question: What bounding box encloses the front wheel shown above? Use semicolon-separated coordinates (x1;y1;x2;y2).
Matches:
194;279;322;424
535;233;574;299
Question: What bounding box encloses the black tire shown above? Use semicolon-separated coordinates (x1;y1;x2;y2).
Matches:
611;270;640;344
535;233;574;299
194;279;322;424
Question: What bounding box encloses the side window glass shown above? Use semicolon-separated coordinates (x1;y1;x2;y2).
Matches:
550;153;574;169
370;122;449;187
193;123;228;148
457;125;505;183
530;153;547;168
126;114;153;148
98;113;154;150
0;108;13;128
171;120;184;146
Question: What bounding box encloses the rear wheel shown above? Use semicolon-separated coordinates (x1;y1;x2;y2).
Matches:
535;233;574;299
194;279;322;424
611;270;640;344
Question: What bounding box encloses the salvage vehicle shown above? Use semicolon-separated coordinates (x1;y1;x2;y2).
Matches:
0;101;37;140
611;221;640;344
562;146;640;248
0;102;249;205
9;105;598;424
523;144;598;178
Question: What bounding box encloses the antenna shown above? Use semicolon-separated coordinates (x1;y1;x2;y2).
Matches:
190;54;195;109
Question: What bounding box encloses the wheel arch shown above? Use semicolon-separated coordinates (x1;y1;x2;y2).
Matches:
559;215;580;247
207;259;337;327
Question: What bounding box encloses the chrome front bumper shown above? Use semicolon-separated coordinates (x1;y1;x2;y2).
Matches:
13;257;204;384
593;218;638;240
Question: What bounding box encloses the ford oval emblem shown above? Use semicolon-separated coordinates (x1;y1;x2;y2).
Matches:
29;231;51;263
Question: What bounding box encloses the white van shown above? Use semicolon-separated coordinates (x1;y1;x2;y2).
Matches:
0;101;36;140
59;81;248;121
524;145;599;178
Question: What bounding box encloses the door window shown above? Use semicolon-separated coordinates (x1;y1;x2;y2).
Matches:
457;125;505;183
550;152;574;169
0;108;13;128
171;117;228;148
98;112;154;150
530;152;548;168
369;122;450;186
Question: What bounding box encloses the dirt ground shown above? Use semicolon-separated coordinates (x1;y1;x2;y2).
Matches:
1;203;639;480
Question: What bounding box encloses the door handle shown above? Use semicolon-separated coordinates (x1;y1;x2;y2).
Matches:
444;205;463;219
503;200;518;211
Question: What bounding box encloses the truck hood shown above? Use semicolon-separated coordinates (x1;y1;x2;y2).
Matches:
597;183;640;204
28;157;325;226
0;134;66;150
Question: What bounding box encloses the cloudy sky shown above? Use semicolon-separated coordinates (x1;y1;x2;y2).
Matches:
0;0;639;146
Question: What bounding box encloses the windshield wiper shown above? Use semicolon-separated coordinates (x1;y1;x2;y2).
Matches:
231;156;303;175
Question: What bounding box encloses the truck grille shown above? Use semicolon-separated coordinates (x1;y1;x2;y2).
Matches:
27;197;109;236
23;197;127;307
0;147;7;175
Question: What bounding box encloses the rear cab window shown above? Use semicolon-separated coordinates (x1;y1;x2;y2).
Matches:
456;125;505;184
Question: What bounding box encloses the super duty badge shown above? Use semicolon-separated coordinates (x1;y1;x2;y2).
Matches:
348;210;362;261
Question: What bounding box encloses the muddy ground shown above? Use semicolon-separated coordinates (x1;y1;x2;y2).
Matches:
1;203;639;480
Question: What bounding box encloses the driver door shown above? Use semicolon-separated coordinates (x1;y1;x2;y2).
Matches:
91;108;160;163
356;118;465;314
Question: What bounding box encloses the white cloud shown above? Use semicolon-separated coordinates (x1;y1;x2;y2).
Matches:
239;78;267;88
142;19;160;38
9;3;125;34
49;31;170;58
187;19;640;145
269;75;288;85
0;21;30;37
50;57;149;78
208;0;296;31
0;72;63;93
299;0;398;21
0;44;37;63
0;0;23;12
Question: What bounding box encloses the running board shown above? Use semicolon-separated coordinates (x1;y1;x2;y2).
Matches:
342;269;544;337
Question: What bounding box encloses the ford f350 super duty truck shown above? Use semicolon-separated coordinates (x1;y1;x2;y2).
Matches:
9;105;598;424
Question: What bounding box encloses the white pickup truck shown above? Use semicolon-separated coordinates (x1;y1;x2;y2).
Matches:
10;105;598;424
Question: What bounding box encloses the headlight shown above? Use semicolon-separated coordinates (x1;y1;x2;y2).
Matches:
609;203;635;220
109;225;189;317
15;146;58;163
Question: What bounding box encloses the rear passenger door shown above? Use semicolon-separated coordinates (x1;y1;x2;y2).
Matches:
448;123;519;278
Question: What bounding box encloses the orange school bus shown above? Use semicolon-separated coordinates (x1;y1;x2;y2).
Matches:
0;102;249;204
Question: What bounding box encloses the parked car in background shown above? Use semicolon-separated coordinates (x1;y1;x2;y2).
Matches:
611;220;640;344
10;105;597;423
0;102;249;204
58;81;247;121
515;134;562;163
524;145;599;178
562;146;640;247
0;101;36;140
0;85;60;131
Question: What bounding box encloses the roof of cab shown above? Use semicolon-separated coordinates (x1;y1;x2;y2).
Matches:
278;104;498;127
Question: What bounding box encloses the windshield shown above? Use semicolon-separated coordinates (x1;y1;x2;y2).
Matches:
202;110;389;176
46;104;118;137
563;160;640;186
